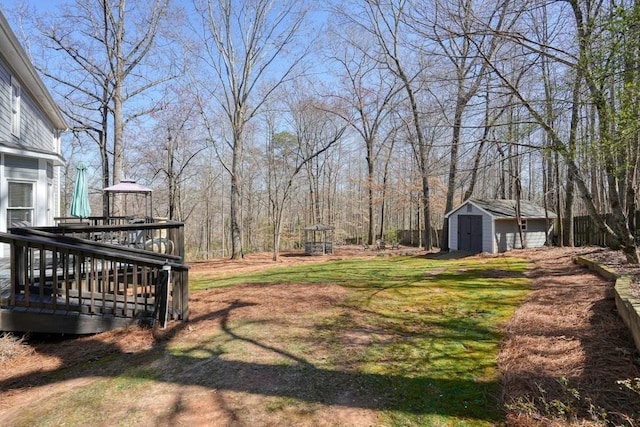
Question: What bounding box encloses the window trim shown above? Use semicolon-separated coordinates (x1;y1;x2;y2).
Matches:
10;76;21;138
7;180;34;228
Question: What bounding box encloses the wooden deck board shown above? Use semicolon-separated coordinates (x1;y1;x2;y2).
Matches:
8;292;155;318
0;256;9;302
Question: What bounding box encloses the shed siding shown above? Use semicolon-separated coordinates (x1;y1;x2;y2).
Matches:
482;214;493;253
494;218;550;252
494;220;520;252
448;213;459;251
447;203;494;253
524;218;551;248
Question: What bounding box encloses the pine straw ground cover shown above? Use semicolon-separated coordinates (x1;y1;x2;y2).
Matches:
0;246;638;426
500;247;640;426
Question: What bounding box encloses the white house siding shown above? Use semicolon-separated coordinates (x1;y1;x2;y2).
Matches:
21;94;57;152
0;61;59;153
0;63;12;142
494;218;550;252
0;55;64;257
447;203;495;253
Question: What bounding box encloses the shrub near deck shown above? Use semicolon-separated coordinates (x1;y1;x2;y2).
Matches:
189;255;530;426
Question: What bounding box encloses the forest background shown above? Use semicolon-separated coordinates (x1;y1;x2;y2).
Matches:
3;0;640;262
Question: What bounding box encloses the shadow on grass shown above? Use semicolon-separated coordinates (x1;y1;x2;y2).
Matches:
1;298;502;423
423;251;478;260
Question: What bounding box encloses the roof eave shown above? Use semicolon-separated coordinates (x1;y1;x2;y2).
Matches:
444;199;497;219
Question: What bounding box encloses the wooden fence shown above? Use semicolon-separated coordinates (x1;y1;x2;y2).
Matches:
573;212;639;247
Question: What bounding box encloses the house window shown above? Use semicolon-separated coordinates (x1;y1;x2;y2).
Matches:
7;181;33;228
520;219;527;231
11;77;21;137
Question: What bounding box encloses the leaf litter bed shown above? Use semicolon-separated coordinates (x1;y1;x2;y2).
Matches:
500;247;640;426
0;246;638;426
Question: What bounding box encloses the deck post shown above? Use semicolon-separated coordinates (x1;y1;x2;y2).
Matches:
174;269;189;321
161;262;171;328
10;242;27;305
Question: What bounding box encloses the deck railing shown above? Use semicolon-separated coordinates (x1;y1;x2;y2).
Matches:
52;216;185;258
0;221;188;334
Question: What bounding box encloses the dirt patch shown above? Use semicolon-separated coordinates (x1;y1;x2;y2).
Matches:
0;246;638;425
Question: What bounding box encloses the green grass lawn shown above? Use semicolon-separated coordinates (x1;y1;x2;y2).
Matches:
6;254;530;427
190;254;531;426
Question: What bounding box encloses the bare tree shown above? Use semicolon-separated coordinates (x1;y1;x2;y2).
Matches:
415;0;512;250
463;79;509;200
28;0;175;215
103;0;173;186
135;86;208;221
330;39;402;245
264;96;346;261
192;0;308;259
291;94;348;227
334;0;436;249
476;0;640;262
566;0;640;262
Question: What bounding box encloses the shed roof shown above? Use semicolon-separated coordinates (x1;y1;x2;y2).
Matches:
304;223;333;231
447;198;557;219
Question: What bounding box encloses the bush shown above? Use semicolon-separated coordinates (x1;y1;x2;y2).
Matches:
0;333;32;364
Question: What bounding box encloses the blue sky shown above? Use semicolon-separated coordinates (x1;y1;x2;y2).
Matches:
2;0;59;16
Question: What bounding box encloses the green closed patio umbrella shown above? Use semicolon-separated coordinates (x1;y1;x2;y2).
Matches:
70;162;91;218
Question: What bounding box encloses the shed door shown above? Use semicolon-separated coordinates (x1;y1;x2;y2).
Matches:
458;215;483;252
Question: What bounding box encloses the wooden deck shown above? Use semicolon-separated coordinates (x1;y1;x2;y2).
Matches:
0;219;188;334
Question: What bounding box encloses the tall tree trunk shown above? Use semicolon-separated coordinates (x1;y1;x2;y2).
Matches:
167;131;176;220
464;86;504;199
554;152;563;247
112;0;125;188
367;152;375;245
569;0;639;262
230;124;244;259
442;101;464;250
562;62;583;247
100;101;109;219
378;140;394;241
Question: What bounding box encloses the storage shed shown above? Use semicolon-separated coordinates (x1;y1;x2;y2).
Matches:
445;199;556;253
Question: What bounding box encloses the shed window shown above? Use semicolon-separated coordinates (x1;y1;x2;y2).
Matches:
520;219;527;231
466;204;472;212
